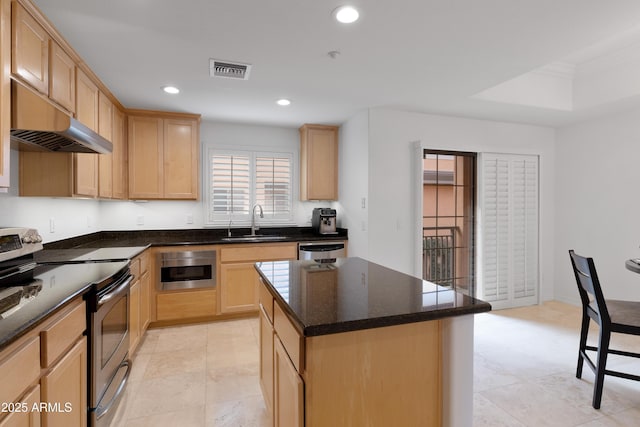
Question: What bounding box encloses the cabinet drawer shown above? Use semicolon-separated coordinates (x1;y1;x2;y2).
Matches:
274;302;303;373
40;299;86;367
0;337;40;406
156;289;216;321
130;256;141;278
220;244;297;263
139;251;149;273
258;278;274;323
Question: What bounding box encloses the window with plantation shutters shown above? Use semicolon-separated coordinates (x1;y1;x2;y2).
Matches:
206;148;293;225
256;155;292;220
479;153;538;310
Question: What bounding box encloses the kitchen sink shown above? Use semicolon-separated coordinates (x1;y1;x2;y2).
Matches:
220;235;287;242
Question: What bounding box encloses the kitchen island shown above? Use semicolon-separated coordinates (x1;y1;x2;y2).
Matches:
256;257;491;427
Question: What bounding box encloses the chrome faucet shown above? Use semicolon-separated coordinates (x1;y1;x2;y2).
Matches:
251;204;264;236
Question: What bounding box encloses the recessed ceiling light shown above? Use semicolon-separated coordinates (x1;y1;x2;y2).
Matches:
276;99;291;106
162;86;180;94
334;6;359;24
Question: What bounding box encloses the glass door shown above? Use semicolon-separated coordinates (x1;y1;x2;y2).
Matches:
422;150;476;296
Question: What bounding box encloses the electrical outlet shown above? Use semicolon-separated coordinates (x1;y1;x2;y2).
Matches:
49;218;55;233
186;214;194;224
136;215;144;225
361;197;366;209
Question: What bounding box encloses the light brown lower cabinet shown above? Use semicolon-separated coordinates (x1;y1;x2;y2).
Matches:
219;243;297;315
260;298;443;427
0;384;41;427
274;337;304;427
40;337;87;427
130;251;151;355
0;297;87;427
156;289;217;321
220;263;259;314
259;306;274;412
129;278;141;354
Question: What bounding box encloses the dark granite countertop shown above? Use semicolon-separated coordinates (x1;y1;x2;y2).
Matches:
35;246;148;263
0;261;129;350
43;227;348;249
256;257;491;337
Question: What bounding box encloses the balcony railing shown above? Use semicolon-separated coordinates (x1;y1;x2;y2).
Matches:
423;226;456;287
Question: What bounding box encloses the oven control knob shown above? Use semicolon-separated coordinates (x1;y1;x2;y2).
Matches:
33;234;42;243
22;235;32;243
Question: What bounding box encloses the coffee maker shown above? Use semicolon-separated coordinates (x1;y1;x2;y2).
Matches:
312;208;337;235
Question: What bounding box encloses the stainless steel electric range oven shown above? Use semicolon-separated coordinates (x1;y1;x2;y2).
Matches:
0;228;133;427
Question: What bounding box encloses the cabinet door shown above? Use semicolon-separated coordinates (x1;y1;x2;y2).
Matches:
300;124;338;201
0;0;9;188
0;384;40;427
73;153;98;197
98;93;113;198
74;69;99;197
259;307;274;415
219;263;259;314
111;108;127;199
128;115;163;199
140;270;151;332
41;337;87;427
12;3;48;95
129;279;141;355
75;68;98;132
163;118;199;199
49;40;75;113
274;337;303;427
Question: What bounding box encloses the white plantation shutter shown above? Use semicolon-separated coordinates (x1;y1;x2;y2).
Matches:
255;155;292;220
480;153;538;309
206;149;293;224
210;153;250;222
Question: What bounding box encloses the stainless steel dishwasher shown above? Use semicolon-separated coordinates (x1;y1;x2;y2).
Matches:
298;241;345;262
158;250;217;290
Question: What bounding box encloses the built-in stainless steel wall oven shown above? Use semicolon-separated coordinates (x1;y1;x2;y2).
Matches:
86;267;132;427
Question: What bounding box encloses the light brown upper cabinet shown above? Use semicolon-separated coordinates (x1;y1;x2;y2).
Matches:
128;112;200;200
111;107;127;199
0;0;10;188
49;40;75;113
299;124;339;200
76;68;99;132
98;92;113;198
74;68;99;197
11;2;49;95
20;151;97;198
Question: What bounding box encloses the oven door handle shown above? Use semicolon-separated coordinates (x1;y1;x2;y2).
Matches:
98;276;133;307
95;359;131;419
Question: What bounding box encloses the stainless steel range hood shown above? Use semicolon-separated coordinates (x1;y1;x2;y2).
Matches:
10;82;112;154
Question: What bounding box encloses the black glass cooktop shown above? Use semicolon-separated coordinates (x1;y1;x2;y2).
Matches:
0;261;128;349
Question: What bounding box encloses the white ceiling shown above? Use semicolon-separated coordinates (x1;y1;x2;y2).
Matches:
31;0;640;128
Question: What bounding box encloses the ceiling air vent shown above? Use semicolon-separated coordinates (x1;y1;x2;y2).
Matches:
210;59;251;80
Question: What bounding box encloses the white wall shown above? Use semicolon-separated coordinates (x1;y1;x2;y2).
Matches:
335;110;369;258
360;108;556;303
555;107;640;304
0;120;330;243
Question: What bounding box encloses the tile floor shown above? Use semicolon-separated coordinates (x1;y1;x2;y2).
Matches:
110;301;640;426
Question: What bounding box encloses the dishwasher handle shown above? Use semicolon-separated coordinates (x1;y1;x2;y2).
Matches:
299;243;345;252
